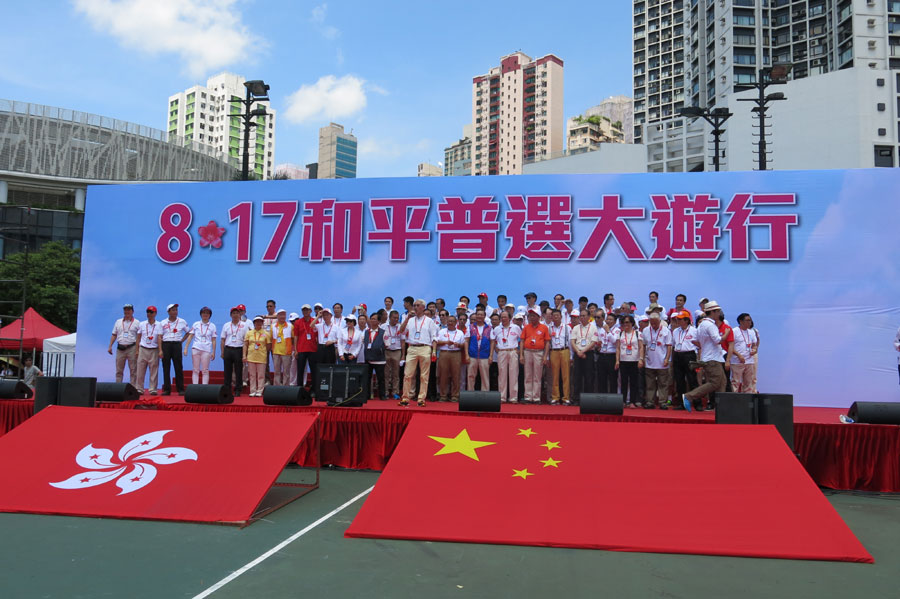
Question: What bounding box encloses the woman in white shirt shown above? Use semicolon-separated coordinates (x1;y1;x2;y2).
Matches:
183;307;217;385
615;315;643;408
336;315;364;363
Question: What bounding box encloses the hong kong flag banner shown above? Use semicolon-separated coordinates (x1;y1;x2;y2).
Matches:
346;415;873;563
0;406;319;525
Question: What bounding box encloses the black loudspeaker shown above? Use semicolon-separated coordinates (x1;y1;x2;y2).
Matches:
580;393;624;415
34;376;62;413
263;385;312;406
315;364;369;406
95;382;139;403
57;377;97;408
184;384;234;405
757;393;794;450
848;401;900;425
458;390;501;412
714;392;757;425
0;379;33;399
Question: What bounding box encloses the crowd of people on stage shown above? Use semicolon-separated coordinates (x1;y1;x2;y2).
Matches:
109;291;765;411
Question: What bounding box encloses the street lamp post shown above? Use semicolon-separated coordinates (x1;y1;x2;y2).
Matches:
735;65;791;171
239;80;270;181
678;106;733;171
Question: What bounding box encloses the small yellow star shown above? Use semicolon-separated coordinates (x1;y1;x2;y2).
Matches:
428;429;496;461
541;440;561;451
540;457;562;468
512;468;533;480
517;427;537;438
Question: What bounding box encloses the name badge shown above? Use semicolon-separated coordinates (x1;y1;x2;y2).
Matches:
580;339;587;347
414;332;421;340
230;335;236;342
649;344;656;351
531;339;536;345
254;343;260;350
367;343;372;349
626;347;633;355
306;333;312;340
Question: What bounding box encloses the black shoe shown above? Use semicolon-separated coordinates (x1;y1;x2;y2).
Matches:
178;391;185;396
162;389;171;395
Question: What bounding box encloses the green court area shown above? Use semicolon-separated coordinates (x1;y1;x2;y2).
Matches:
1;468;898;599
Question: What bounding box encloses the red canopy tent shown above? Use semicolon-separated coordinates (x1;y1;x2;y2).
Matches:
0;308;69;351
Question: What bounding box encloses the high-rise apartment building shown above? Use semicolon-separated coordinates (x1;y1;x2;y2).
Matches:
444;124;473;176
417;162;442;177
567;114;626;154
317;123;357;179
471;52;564;175
167;72;276;180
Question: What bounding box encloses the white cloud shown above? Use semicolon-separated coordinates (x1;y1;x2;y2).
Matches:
284;74;367;124
310;3;339;39
310;3;327;23
72;0;259;78
368;83;389;96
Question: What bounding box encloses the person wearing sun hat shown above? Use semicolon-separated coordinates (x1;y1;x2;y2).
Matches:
269;309;293;385
682;300;727;411
109;303;141;385
243;315;270;397
135;305;162;395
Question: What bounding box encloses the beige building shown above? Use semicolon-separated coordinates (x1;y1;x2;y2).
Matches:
417;162;442;177
471;52;564;175
444;123;473;176
567;114;625;153
317;122;357;179
167;72;276;179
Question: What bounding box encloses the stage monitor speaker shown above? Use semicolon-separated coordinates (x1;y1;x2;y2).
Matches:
458;390;501;412
580;393;624;416
34;376;62;413
57;377;97;408
263;385;312;406
0;379;33;399
847;401;900;425
185;384;233;405
757;393;794;450
95;382;139;403
714;392;757;425
315;363;369;406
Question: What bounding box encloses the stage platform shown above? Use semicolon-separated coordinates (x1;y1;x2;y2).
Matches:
1;394;898;492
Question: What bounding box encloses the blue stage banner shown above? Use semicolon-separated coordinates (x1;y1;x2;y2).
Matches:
76;170;900;407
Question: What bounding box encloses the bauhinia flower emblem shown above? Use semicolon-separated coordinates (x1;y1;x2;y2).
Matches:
198;220;226;249
50;430;197;495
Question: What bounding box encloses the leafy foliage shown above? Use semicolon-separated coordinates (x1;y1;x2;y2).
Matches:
0;241;81;332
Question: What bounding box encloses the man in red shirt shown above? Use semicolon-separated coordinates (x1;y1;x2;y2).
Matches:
520;308;550;404
293;304;318;388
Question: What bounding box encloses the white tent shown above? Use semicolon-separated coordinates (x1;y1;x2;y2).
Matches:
43;332;76;376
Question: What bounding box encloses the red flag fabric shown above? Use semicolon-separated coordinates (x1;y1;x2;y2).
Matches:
0;406;317;524
346;415;873;563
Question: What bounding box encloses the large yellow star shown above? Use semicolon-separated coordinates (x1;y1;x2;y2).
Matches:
512;468;533;480
428;429;496;461
517;427;537;438
541;440;561;451
540;456;562;468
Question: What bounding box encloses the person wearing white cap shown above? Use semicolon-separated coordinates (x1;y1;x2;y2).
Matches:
160;304;188;395
314;307;338;397
270;309;293;385
263;299;278;385
244;315;270;397
182;307;217;385
293;305;317;388
640;312;673;409
337;314;363;363
287;312;300;385
683;300;727;411
398;298;439;406
491;310;522;403
108;303;140;385
520;307;550;404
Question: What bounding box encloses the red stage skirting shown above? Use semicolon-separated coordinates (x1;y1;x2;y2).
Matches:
1;398;898;492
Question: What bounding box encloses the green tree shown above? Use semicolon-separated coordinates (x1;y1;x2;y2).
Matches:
0;241;81;332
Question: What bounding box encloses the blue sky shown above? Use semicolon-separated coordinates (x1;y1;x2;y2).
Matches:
0;1;633;177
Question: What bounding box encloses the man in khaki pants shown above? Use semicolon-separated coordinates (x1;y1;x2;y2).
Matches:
491;311;522;403
683;300;727;412
135;306;162;395
640;312;673;408
108;303;140;384
547;308;571;405
436;315;465;402
520;308;550;404
398;299;439;407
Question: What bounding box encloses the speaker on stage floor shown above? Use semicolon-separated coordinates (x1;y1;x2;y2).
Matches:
95;382;139;403
57;377;97;408
714;392;757;425
847;401;900;425
0;379;33;399
184;384;233;405
315;364;368;406
263;385;312;406
757;393;794;450
458;390;501;412
34;376;62;413
579;393;624;415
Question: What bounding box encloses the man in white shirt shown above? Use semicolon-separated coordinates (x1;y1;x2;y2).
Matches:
398;299;439;406
730;312;759;393
548;308;571;405
160;303;188;396
683;300;726;411
108;303;140;384
135;305;162;395
570;310;597;405
491;310;522;403
670;310;698;405
640;313;673;409
220;306;249;397
436;315;466;402
381;310;404;400
644;291;666;317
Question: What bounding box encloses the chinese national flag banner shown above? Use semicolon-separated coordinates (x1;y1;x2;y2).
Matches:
0;406;318;524
345;415;872;563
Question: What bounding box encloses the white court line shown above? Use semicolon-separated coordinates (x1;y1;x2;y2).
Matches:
192;485;375;599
